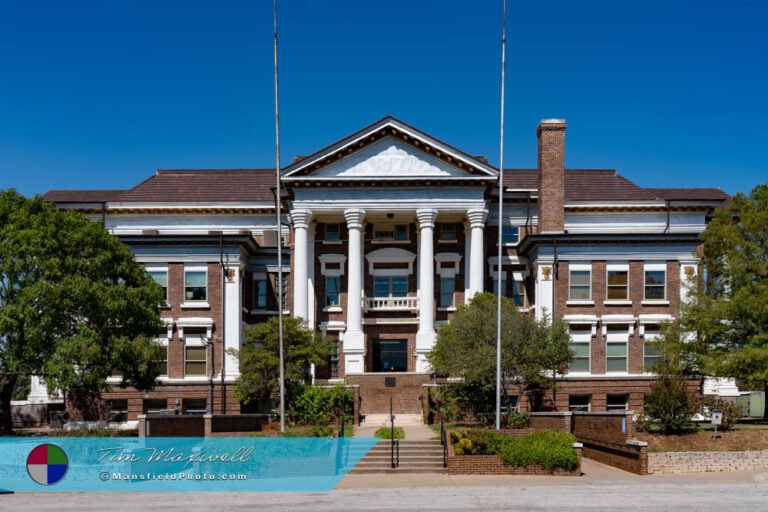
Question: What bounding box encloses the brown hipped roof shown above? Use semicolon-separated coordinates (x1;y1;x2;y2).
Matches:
42;189;126;203
504;169;660;201
645;188;729;201
116;169;277;203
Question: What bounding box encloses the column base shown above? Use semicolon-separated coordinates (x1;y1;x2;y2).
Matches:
344;352;365;375
415;352;432;373
415;329;436;373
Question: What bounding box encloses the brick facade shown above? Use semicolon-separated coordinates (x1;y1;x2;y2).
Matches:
346;373;433;415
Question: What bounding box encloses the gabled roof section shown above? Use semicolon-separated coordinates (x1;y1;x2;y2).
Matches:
116;169;276;203
281;116;498;180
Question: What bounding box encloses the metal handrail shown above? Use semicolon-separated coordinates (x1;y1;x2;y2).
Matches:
440;415;447;468
390;396;399;469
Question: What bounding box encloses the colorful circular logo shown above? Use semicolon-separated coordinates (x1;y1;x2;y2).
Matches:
27;443;68;486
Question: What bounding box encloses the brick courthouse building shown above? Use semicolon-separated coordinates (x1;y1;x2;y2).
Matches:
41;117;734;420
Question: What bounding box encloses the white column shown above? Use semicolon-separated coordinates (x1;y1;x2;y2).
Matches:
466;209;488;301
27;376;49;403
463;221;472;302
291;209;312;323
415;209;438;372
343;209;366;374
224;261;242;380
307;222;316;330
535;262;555;322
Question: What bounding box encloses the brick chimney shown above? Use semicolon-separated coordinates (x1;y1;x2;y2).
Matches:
537;119;566;233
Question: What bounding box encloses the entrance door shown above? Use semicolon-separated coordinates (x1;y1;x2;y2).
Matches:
373;340;407;372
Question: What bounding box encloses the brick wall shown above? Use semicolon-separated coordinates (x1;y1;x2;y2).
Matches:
649;450;768;474
139;414;205;437
102;383;241;420
346;374;433;415
571;411;649;475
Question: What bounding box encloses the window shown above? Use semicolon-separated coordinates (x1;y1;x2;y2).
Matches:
147;270;168;302
373;224;408;241
569;395;590;412
512;280;525;308
606;270;629;300
108;399;128;422
439;223;456;241
492;275;507;296
606;324;628;373
156;344;168;376
325;223;340;241
143;399;167;414
373;340;407;372
185;346;207;376
644;269;667;300
184;269;207;302
502;226;520;245
644;341;661;371
374;276;408;297
325;276;341;306
183;399;207;415
569;269;591;300
254;278;268;309
607;395;628;411
328;335;340;379
569;324;591;373
440;277;455;308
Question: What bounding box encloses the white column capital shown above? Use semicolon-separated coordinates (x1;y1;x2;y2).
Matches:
416;209;438;230
343;208;366;229
466;208;488;228
290;209;313;229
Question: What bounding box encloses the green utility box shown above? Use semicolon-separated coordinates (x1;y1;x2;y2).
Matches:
737;392;765;419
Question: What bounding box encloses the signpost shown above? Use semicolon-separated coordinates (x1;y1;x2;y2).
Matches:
711;409;723;440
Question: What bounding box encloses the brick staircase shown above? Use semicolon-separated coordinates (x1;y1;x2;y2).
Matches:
349;440;446;474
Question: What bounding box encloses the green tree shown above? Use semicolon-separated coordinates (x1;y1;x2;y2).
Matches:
678;184;768;421
428;293;573;420
0;189;166;430
232;316;331;409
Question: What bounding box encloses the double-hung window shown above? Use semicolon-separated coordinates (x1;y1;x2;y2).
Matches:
568;324;592;373
254;277;268;309
184;334;207;377
146;267;168;303
502;226;520;245
439;277;455;308
373;224;408;242
326;276;341;306
439;223;456;241
184;267;207;302
605;324;630;373
569;265;592;301
374;275;408;297
644;264;667;301
606;264;629;301
325;223;341;241
642;323;663;371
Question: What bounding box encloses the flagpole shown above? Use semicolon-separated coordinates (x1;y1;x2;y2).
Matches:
272;0;286;433
495;0;507;431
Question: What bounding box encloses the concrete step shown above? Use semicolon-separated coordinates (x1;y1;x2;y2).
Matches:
360;455;444;463
349;467;448;474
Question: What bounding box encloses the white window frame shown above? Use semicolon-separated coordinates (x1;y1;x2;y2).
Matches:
438;223;457;243
183;333;208;380
436;253;461;310
501;225;521;246
605;262;630;304
606;395;629;411
602;316;634;375
568;263;593;304
319;254;346;312
643;263;668;304
564;315;597;375
639;314;673;373
183;265;209;308
324;223;341;242
372;223;409;243
373;275;409;298
325;275;341;308
439;276;456;309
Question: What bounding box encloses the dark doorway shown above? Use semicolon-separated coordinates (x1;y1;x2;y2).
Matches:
373;340;407;372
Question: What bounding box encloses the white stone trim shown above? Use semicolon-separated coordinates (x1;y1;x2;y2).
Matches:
319;254;346;277
365;247;417;274
435;252;461;277
176;317;214;339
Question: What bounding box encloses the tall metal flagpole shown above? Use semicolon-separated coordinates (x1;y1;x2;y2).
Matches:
495;0;507;431
273;0;286;433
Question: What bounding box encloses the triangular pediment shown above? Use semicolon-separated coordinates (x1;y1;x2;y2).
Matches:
282;116;498;180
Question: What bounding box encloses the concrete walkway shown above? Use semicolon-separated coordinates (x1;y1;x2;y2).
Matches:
354;414;435;441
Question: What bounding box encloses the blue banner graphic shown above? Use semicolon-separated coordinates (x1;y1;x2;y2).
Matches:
0;437;378;492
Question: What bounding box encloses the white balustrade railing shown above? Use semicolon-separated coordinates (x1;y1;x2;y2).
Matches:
363;296;419;311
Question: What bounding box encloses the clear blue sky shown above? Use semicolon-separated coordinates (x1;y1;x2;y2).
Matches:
1;0;765;197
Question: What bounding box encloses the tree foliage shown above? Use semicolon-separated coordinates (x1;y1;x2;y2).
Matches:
232;316;331;407
677;184;768;420
428;293;573;418
0;189;166;429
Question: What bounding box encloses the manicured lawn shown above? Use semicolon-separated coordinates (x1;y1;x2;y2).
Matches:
374;427;404;439
637;423;768;452
254;424;354;437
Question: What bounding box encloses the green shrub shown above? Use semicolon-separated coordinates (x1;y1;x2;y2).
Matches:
702;397;740;431
291;384;353;425
506;412;530;429
644;373;699;434
374;427;404;439
450;429;577;471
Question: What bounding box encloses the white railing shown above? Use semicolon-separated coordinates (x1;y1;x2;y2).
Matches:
364;296;419;311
